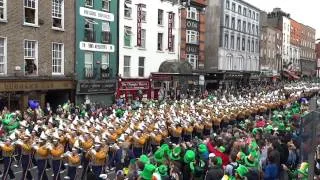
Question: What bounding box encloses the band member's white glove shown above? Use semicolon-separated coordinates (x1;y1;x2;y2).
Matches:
32;145;39;151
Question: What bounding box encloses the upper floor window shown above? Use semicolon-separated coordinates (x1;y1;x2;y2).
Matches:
84;18;95;42
252;11;255;19
24;40;38;76
248;10;251;18
231;17;235;29
186;30;199;45
238;5;241;14
52;43;64;75
102;0;110;12
52;0;64;29
124;0;132;18
124;26;132;47
243;8;247;16
102;22;111;44
24;0;39;26
225;15;229;27
0;0;7;21
187;7;199;21
85;0;93;7
231;3;235;11
0;37;7;74
158;9;164;25
226;0;230;9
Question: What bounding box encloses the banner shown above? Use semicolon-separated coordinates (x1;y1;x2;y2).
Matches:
137;4;142;47
168;12;174;51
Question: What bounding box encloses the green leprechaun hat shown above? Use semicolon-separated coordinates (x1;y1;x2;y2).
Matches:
139;154;150;165
160;144;170;156
236;151;245;163
169;146;182;161
184;150;196;163
157;165;168;176
198;144;208;154
141;164;156;180
153;149;165;163
189;160;206;174
236;164;249;178
218;146;226;153
297;162;309;177
244;151;257;167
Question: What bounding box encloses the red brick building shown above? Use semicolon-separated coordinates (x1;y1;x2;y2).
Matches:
316;40;320;60
180;0;207;70
290;19;302;46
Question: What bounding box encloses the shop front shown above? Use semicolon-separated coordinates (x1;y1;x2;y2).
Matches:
116;78;151;102
0;79;74;111
77;80;117;105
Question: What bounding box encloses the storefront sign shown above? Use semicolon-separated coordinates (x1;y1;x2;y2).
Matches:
78;80;116;94
80;7;114;22
168;12;174;51
136;4;144;47
0;80;73;92
186;44;199;55
186;20;199;31
120;81;149;90
80;41;115;52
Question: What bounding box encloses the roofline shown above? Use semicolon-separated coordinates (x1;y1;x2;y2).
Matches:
234;0;262;12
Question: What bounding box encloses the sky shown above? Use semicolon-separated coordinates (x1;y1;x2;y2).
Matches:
245;0;320;39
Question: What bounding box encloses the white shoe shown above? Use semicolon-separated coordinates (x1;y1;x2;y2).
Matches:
64;176;70;179
13;164;19;168
52;174;54;177
60;170;65;174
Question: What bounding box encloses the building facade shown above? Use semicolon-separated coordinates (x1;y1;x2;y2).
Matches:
0;0;75;110
300;24;316;76
289;19;301;71
218;0;260;72
260;26;282;75
316;40;320;77
179;0;207;69
118;0;180;79
75;0;118;104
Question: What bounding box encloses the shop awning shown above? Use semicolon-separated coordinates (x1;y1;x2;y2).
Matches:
283;70;300;80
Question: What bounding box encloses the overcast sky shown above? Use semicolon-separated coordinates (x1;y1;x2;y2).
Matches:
245;0;320;39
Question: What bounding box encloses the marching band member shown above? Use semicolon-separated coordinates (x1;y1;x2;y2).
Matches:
88;137;107;180
183;121;193;142
20;130;33;180
33;132;50;180
0;137;15;180
150;128;162;153
169;120;182;144
64;148;81;180
50;132;65;180
80;133;93;180
132;129;146;158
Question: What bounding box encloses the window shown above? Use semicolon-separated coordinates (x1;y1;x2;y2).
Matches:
187;7;199;21
231;17;235;29
141;10;146;22
252;12;255;19
248;10;251;18
52;43;64;75
256;13;259;21
243;8;246;16
84;18;95;42
238;5;241;14
242;37;245;51
138;57;145;77
0;0;7;21
102;22;111;43
186;30;199;44
52;0;64;29
230;35;235;49
231;3;235;11
251;40;254;52
124;26;132;47
243;21;246;32
124;0;132;18
237;37;240;50
157;33;163;51
247;39;250;51
141;29;146;48
0;38;6;74
248;23;251;34
24;40;38;75
252;24;255;35
101;53;110;78
102;0;110;11
226;0;230;9
123;56;131;77
187;54;198;69
225;15;229;27
158;9;163;25
224;34;229;49
237;19;241;31
84;52;93;78
85;0;93;7
24;0;38;25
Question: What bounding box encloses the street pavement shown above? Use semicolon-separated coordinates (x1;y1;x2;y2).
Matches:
0;159;116;180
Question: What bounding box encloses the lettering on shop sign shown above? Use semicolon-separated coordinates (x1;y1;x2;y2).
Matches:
78;81;116;94
80;42;115;52
136;4;145;47
186;20;199;31
120;81;149;90
80;7;114;22
168;12;174;51
0;81;73;92
186;44;199;55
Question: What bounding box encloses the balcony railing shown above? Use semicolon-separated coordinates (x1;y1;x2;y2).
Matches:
84;29;95;42
101;67;112;79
